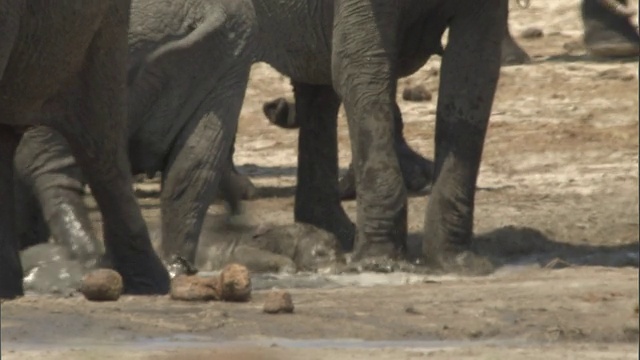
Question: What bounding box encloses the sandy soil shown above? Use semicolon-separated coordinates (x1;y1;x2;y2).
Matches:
2;1;639;358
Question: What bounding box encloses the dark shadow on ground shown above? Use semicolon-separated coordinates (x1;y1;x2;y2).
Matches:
540;53;639;64
409;225;638;270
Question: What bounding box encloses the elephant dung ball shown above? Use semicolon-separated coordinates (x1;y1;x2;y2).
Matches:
170;275;220;301
263;290;294;314
402;85;432;102
217;263;252;302
80;269;123;301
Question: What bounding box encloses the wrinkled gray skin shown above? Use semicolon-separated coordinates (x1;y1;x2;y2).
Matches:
196;223;343;274
1;0;170;299
16;0;507;273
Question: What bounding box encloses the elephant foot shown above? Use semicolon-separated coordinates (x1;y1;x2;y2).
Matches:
114;249;171;295
338;165;357;200
166;256;199;278
262;98;299;129
234;172;257;201
582;0;639;58
501;28;531;65
299;209;355;252
396;142;433;193
339;145;433;201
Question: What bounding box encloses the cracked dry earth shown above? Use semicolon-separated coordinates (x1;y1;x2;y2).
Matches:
2;1;639;358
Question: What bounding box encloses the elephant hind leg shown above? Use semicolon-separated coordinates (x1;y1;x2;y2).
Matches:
0;127;24;299
292;81;355;252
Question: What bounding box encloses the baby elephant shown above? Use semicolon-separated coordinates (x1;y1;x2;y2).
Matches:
196;223;344;274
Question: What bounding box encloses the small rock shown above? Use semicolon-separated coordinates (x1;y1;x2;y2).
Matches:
263;290;294;314
170;275;219;301
404;305;422;315
520;27;544;39
402;85;432;102
217;263;252;302
80;269;123;302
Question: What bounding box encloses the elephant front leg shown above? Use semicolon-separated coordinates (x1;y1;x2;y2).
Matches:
59;7;170;294
332;0;407;259
0;127;24;299
423;1;506;269
293;81;355;251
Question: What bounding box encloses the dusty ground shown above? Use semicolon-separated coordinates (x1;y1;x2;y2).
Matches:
2;1;639;358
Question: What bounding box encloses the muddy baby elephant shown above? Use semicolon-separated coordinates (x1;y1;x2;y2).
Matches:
1;0;170;299
17;0;507;272
196;223;344;274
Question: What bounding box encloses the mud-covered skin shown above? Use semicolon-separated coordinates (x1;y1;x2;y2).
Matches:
1;0;170;299
195;223;344;274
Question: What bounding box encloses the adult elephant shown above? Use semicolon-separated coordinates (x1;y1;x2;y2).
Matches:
16;0;506;271
1;0;170;299
258;0;640;200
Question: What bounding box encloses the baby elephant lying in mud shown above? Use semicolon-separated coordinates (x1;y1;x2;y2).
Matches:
20;223;343;294
195;222;344;274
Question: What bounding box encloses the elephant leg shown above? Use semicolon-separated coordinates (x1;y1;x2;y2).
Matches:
14;126;101;266
0;126;24;299
422;2;505;266
56;7;169;294
582;0;639;57
338;103;434;200
332;0;406;259
160;72;249;270
293;81;355;251
501;20;531;66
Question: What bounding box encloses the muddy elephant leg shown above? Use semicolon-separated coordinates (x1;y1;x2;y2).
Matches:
56;6;169;294
582;0;639;57
0;127;24;299
422;2;505;266
332;0;407;259
14;126;101;265
292;81;355;251
160;73;249;268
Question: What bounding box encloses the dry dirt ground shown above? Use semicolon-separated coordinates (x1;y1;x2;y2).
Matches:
2;1;639;358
